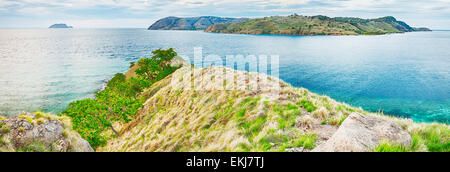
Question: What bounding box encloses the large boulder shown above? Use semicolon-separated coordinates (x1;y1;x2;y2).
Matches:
312;113;412;152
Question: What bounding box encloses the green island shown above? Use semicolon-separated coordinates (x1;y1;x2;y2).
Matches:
204;14;431;35
0;49;448;152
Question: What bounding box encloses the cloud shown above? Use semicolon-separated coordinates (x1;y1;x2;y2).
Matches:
0;0;449;28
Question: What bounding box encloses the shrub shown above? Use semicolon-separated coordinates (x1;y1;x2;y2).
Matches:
1;125;10;134
19;115;33;124
135;58;162;81
295;115;314;129
34;111;45;119
313;107;329;119
36;118;46;125
295;133;317;149
298;99;317;112
107;73;126;88
61;48;181;149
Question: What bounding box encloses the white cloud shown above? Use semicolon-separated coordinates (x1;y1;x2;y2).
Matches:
0;0;449;28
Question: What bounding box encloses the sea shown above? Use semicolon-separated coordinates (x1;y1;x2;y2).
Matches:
0;29;448;123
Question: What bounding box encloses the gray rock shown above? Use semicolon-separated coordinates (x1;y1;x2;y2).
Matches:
0;112;93;152
286;147;304;152
312;113;412;152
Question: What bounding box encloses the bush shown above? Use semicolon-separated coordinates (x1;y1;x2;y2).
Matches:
297;99;317;112
1;125;10;134
61;48;181;149
107;73;126;88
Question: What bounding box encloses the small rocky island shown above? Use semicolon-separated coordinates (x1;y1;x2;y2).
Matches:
49;24;73;29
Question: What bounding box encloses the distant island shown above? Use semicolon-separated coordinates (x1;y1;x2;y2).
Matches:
205;15;431;35
49;24;73;29
148;16;248;30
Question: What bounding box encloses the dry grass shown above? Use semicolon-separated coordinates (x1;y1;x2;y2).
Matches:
97;65;449;152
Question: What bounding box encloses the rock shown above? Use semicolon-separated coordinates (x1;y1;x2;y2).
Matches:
69;136;94;152
312;113;412;152
286;147;304;152
0;112;93;152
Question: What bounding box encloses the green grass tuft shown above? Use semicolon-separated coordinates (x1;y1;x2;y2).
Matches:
297;99;317;112
374;142;407;152
1;125;10;134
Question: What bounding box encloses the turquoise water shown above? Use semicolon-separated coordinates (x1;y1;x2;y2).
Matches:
0;29;448;123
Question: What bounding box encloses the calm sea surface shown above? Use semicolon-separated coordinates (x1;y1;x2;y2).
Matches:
0;29;448;123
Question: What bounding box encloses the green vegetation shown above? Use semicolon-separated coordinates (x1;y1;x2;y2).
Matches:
374;142;408;152
206;14;430;35
1;124;10;134
276;133;317;151
294;133;317;149
53;48;446;152
297;98;317;112
18;115;33;124
372;117;450;152
61;48;179;149
17;142;54;152
410;124;450;152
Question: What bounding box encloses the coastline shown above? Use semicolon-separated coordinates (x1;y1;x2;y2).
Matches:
99;61;449;152
2;56;449;152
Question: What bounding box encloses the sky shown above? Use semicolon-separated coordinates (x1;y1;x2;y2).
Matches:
0;0;449;29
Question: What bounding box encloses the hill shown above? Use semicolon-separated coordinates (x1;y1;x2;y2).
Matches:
148;16;248;30
91;50;447;152
14;48;443;152
205;15;431;35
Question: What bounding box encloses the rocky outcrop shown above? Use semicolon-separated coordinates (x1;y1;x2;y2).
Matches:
0;112;93;152
312;113;412;152
148;16;248;30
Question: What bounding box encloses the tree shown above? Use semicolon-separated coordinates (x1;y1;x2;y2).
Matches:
151;48;177;70
135;58;162;81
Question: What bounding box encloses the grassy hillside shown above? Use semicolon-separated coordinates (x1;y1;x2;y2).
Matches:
60;48;181;148
56;49;447;152
205;15;431;35
97;57;447;152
